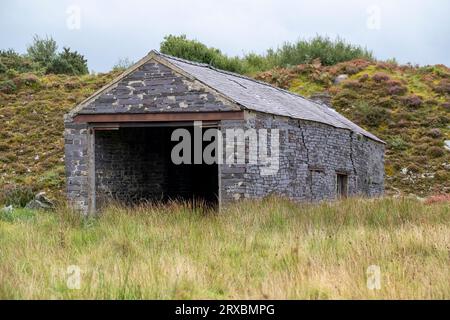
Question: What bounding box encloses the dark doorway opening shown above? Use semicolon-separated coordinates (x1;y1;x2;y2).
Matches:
94;125;219;210
336;173;348;199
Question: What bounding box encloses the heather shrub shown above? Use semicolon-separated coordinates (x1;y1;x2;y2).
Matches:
433;79;450;95
372;72;390;82
427;128;442;138
14;72;40;89
427;146;445;158
342;79;361;89
407;163;421;173
401;94;422;108
355;102;389;127
0;79;16;93
386;79;407;95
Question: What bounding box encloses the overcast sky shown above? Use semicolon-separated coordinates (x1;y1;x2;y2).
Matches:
1;0;449;72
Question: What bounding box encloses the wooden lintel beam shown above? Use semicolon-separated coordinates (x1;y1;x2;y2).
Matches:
73;111;244;123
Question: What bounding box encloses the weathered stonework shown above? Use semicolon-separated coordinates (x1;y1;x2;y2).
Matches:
218;111;384;203
76;61;238;115
94;128;168;207
64;120;90;211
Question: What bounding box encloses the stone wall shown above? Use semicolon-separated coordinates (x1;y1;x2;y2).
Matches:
219;119;248;203
65;111;384;214
94;128;168;208
64;120;90;213
78;60;238;114
219;111;385;202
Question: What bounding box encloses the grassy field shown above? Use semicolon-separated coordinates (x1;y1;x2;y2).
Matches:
0;197;448;299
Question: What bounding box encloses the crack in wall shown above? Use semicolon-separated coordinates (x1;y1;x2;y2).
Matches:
349;132;357;175
299;124;310;164
349;132;358;191
299;123;313;201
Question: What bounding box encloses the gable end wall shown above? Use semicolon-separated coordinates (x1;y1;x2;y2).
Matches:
77;60;238;115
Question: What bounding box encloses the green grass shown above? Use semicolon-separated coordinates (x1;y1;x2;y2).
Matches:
0;197;448;299
289;76;327;97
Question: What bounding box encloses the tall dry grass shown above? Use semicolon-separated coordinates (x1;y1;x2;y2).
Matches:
0;197;448;299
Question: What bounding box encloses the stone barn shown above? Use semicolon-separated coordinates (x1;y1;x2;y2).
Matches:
64;51;384;214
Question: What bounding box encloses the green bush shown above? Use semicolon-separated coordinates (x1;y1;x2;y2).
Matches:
0;61;7;74
0;36;89;76
0;186;35;207
388;136;409;151
160;34;375;74
160;34;246;73
26;34;58;68
266;35;374;67
0;49;38;74
46;47;88;75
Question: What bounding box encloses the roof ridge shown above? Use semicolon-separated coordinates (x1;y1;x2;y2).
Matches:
155;50;211;68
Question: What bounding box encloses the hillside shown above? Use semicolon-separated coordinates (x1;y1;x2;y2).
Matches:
0;71;120;201
0;59;449;202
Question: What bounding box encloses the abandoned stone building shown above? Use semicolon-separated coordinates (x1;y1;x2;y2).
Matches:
64;51;385;214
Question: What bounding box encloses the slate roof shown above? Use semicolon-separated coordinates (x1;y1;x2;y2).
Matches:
156;52;383;143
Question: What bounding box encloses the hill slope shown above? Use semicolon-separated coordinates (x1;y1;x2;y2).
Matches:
0;71;120;201
0;60;449;201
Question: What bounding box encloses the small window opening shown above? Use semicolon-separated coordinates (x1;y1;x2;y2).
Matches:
336;174;348;199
